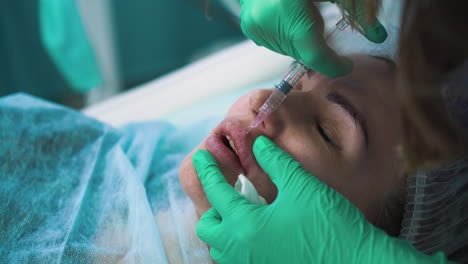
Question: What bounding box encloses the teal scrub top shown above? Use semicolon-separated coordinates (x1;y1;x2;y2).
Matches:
0;0;101;101
39;0;102;93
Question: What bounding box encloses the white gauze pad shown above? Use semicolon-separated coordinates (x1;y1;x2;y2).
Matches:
234;174;267;205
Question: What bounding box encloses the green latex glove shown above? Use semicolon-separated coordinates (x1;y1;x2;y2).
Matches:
239;0;388;77
193;136;451;264
39;0;102;93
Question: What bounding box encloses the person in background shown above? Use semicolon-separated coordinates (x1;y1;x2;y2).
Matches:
0;0;243;107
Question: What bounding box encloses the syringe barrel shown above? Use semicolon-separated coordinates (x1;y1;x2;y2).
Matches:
250;19;348;129
282;61;310;90
260;61;309;113
276;80;293;94
259;88;288;114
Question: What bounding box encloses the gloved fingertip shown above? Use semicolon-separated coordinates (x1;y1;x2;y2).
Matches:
210;248;223;263
192;150;217;171
322;56;353;78
253;136;275;157
364;22;388;44
196;208;224;248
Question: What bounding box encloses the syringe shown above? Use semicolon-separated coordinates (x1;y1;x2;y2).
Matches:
248;16;350;131
249;61;310;130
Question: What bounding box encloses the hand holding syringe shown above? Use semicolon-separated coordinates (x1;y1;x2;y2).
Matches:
249;17;351;131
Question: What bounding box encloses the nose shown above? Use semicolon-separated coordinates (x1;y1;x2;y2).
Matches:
248;89;285;139
248;88;313;139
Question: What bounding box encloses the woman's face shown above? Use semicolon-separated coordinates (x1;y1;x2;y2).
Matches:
179;54;402;223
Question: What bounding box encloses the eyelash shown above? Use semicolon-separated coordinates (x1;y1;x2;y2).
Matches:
316;123;340;150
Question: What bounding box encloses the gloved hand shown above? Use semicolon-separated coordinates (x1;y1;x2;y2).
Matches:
239;0;388;77
192;136;451;264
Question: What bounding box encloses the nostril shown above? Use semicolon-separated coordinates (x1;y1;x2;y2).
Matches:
248;115;267;134
247;89;278;132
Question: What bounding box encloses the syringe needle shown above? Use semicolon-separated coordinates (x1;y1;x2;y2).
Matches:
248;110;268;133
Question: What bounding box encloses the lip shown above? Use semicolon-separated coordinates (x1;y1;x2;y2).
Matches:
205;118;258;176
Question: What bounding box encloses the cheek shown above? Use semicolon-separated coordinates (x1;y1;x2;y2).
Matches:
336;166;390;219
179;140;216;216
178;138;243;215
271;127;331;179
295;147;376;216
261;120;386;218
272;129;358;199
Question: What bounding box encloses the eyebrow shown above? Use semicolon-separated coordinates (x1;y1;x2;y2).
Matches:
326;92;369;148
371;55;396;69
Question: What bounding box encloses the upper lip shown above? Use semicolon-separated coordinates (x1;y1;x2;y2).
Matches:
214;118;257;175
206;117;279;203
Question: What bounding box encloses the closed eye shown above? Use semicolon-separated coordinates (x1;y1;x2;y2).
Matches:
316;123;340;150
327;92;369;148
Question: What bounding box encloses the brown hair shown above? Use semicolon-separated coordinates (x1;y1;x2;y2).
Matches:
340;0;468;171
334;0;382;30
397;1;468;171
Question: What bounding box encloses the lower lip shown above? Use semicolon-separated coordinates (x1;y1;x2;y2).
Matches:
205;133;246;175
